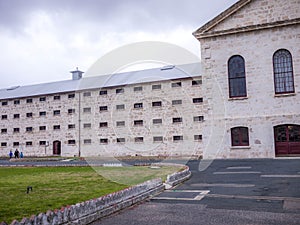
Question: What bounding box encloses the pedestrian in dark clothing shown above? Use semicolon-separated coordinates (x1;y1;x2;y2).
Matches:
14;149;19;158
9;150;13;159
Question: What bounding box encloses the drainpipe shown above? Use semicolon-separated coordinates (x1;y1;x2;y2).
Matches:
78;92;81;157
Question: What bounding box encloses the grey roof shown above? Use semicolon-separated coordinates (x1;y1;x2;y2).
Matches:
0;63;201;100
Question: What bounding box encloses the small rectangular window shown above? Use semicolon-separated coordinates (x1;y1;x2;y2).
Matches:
54;95;60;100
193;98;203;103
152;101;162;107
26;141;33;146
1;129;7;134
39;111;46;116
134;120;143;126
134;86;143;92
172;100;182;105
39;141;46;146
173;117;182;123
173;136;183;141
99;90;107;95
152;84;161;90
14;114;20;119
53;110;60;115
39;126;46;131
116;121;125;127
193;116;204;122
26;99;33;103
99;106;108;111
192;79;202;85
1;115;7;120
2;101;8;106
14;100;20;105
100;122;108;128
83;123;91;128
100;138;108;144
53;125;60;130
134;103;143;109
26;127;33;132
68;93;75;98
68;109;75;114
13;128;20;133
84;139;92;144
116;88;124;94
26;113;33;118
116;104;125;110
1;142;7;147
68;124;75;129
194;135;202;141
39;97;46;102
83;107;91;113
171;82;181;88
153;136;163;142
117;138;125;143
83;92;91;97
13;142;19;147
134;137;144;143
153;119;162;124
68;140;76;145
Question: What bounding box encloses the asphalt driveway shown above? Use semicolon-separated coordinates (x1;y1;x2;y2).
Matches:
92;159;300;225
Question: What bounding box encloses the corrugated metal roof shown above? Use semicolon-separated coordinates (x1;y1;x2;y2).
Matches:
0;63;201;100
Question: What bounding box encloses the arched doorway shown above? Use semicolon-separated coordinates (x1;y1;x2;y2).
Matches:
274;124;300;156
53;141;61;155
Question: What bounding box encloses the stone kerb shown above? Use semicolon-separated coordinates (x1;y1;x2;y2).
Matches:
5;178;163;225
165;165;191;188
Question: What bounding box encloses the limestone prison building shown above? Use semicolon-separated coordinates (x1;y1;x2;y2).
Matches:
0;0;299;159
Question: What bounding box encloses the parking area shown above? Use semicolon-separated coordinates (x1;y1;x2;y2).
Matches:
92;159;300;225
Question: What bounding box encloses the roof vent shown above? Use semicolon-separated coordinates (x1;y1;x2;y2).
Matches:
71;67;84;80
160;65;175;71
7;86;20;91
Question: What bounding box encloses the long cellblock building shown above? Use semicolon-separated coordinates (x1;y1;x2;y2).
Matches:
0;64;204;157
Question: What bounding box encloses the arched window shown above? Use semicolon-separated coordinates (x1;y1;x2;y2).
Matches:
273;49;295;94
231;127;249;146
228;55;247;98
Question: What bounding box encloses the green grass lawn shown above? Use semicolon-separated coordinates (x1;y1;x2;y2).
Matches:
0;166;181;223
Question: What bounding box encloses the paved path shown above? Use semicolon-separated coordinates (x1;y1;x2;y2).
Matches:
91;159;300;225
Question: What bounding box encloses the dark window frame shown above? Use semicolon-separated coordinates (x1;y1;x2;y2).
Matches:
231;127;249;146
273;49;295;94
228;55;247;98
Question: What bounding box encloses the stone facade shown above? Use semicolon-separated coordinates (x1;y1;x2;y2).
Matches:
193;0;300;158
0;68;204;158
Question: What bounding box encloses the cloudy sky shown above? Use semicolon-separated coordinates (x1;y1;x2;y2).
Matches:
0;0;238;89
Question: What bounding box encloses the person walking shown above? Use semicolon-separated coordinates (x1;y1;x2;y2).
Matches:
9;150;13;159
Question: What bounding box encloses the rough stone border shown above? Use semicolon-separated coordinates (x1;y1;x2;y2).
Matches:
1;179;164;225
164;165;191;188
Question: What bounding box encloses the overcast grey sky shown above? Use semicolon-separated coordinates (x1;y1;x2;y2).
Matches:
0;0;238;89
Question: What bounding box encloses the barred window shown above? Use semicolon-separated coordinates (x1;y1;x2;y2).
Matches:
153;119;162;124
172;100;182;105
273;49;295;94
193;98;203;103
83;92;91;97
100;122;108;128
99;90;107;95
134;103;143;109
134;86;143;92
99;106;108;111
116;121;125;127
152;84;161;90
152;101;162;107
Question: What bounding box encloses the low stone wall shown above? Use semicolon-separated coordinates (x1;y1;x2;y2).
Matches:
3;179;164;225
165;165;191;188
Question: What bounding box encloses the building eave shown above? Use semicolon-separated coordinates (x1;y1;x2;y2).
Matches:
193;18;300;39
193;0;252;39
